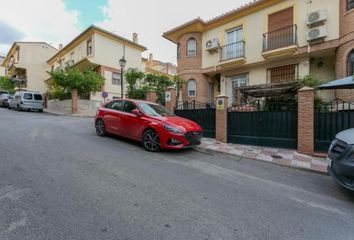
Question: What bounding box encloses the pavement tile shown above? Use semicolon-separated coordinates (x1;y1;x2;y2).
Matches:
276;153;294;160
311;164;328;173
263;147;279;153
261;151;276;156
272;158;292;167
229;149;244;156
311;159;327;167
291;160;311;169
256;154;273;162
242;152;258;159
293;154;312;162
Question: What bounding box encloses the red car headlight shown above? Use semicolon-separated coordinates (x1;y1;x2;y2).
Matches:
163;124;184;134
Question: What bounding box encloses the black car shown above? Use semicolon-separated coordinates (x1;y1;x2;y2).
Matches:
327;128;354;191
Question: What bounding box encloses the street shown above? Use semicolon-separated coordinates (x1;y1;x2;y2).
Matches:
0;107;354;240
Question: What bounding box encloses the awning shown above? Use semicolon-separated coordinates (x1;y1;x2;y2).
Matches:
239;82;300;98
317;76;354;89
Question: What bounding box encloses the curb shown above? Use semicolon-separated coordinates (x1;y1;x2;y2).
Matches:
197;146;329;175
43;109;95;118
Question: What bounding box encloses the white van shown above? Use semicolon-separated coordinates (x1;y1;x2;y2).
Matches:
9;91;44;112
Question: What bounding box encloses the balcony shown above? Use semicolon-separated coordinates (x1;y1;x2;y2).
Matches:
262;25;298;59
219;41;246;67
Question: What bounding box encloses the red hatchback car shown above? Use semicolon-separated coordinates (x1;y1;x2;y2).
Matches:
95;99;203;151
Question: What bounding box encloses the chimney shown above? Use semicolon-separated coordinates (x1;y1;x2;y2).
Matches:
149;53;153;61
133;33;138;43
59;44;63;50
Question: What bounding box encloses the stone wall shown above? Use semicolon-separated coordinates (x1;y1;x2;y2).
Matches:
47;99;101;116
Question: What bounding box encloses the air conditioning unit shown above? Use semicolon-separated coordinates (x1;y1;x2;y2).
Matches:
307;26;327;41
205;38;220;53
307;9;327;25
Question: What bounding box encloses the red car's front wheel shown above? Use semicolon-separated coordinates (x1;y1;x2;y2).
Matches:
142;130;160;152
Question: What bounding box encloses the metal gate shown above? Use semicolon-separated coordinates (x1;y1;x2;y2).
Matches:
227;100;297;148
315;99;354;152
174;101;215;138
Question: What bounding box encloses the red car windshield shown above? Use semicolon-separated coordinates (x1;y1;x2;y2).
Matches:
138;103;175;117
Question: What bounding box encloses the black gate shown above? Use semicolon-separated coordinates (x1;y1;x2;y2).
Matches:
174;101;215;138
227;100;297;148
315;99;354;152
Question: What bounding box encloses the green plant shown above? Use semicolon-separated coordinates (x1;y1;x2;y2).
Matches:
0;76;15;94
173;75;185;104
297;75;325;88
125;69;146;99
145;73;174;104
48;67;104;96
48;87;71;100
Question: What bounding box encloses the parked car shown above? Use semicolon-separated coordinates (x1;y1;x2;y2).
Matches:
0;94;12;107
8;91;44;112
0;90;9;96
95;99;203;151
327;128;354;191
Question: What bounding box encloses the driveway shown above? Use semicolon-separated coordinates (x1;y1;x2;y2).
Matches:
0;108;353;240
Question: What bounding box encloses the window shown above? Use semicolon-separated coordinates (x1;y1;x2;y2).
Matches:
16;47;20;62
225;27;243;60
348;0;354;11
177;43;181;59
51;65;54;71
112;72;121;85
348;50;354;76
34;94;43;101
138;103;174;116
187;79;196;97
70;52;74;61
123;101;138;113
87;38;93;55
229;74;248;103
106;100;123;111
268;64;297;84
23;93;32;100
187;38;197;56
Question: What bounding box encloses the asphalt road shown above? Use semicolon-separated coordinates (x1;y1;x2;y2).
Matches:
0;107;354;240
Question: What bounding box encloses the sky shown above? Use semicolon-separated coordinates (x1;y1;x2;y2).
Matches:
0;0;251;64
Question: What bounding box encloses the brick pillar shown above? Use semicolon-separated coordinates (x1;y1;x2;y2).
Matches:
215;95;228;143
297;87;314;155
146;90;158;103
165;87;177;111
71;89;78;114
236;89;241;106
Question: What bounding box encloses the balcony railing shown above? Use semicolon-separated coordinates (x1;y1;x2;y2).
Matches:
263;25;297;52
220;41;245;62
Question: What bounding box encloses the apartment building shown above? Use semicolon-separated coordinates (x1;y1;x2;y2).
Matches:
47;25;147;101
142;53;177;77
163;0;354;105
0;56;5;77
1;42;58;93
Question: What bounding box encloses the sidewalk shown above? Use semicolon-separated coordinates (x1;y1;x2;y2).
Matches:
44;108;95;118
198;138;328;174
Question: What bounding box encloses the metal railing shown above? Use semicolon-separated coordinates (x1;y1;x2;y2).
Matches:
263;25;297;52
175;100;215;110
220;41;245;62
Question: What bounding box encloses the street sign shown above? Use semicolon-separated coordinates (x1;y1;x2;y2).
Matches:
102;91;108;98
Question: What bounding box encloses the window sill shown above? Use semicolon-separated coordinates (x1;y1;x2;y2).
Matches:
344;7;354;16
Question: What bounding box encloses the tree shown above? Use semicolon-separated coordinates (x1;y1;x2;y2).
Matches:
125;69;146;99
48;67;104;96
0;76;15;94
145;73;174;104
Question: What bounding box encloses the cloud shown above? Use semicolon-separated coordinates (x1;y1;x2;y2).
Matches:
0;0;81;55
96;0;251;64
0;20;25;45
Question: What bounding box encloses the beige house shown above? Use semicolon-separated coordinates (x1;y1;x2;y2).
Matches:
0;56;5;77
142;54;177;77
1;42;58;93
164;0;354;105
47;25;147;101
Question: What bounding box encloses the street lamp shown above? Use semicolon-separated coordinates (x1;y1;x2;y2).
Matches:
119;56;127;98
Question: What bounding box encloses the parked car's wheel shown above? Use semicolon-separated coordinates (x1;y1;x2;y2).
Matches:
95;119;106;136
16;105;21;111
142;129;160;152
39;109;43;113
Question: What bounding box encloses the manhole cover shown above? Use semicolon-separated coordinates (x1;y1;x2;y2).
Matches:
271;155;283;159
